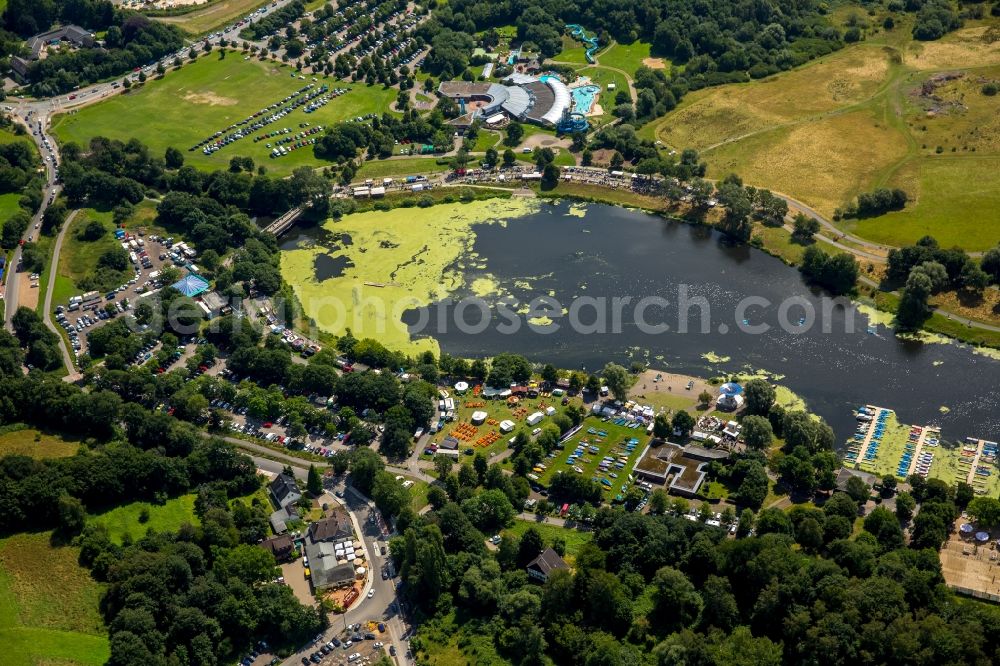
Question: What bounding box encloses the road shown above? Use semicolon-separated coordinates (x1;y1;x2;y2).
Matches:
2;108;61;330
40;209;79;376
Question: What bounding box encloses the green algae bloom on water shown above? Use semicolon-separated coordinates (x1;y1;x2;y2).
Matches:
280;199;539;353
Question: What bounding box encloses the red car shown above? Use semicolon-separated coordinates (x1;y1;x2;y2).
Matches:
263;422;273;428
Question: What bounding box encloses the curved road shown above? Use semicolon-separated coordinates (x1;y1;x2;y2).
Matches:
41;209;79;376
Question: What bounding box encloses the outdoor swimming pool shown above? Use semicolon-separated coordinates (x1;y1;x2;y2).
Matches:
571;85;600;114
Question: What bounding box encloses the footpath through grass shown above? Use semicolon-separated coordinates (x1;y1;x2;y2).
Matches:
51;54;396;177
0;532;109;666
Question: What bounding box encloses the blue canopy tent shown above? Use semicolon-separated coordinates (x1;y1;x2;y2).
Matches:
719;382;743;397
171;274;209;298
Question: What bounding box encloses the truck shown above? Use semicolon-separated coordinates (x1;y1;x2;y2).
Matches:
81;290;100;304
129;251;138;265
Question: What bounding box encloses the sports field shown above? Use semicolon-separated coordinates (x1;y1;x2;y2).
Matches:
0;532;109;666
51;55;396;177
91;494;199;544
155;0;270;35
537;416;648;501
0;427;80;459
849;156;1000;251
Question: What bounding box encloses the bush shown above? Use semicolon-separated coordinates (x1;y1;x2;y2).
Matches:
982;82;998;97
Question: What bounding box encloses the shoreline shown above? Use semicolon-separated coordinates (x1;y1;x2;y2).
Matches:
530;182;1000;352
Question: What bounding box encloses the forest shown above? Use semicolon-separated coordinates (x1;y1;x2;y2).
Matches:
391;470;1000;665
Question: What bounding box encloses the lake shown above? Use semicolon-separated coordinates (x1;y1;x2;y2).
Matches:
398;200;1000;441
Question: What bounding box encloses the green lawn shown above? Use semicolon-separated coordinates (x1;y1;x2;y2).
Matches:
537;416;648;501
0;193;22;221
0;427;80;459
51;54;397;177
471;130;500;152
355;156;452;180
407;478;432;512
91;494;199;544
504;519;592;560
55;208;132;297
0;532;109;666
29;233;56;318
554;35;590;64
848;156;1000;251
597;41;658;76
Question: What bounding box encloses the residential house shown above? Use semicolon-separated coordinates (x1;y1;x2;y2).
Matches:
259;534;295;561
269;472;302;508
526;548;568;583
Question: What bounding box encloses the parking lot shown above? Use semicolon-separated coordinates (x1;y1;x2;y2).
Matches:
54;231;198;358
300;627;391;666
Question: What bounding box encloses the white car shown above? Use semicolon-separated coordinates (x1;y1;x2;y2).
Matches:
367;589;374;599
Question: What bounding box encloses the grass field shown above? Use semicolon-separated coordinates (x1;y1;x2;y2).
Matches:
91;494;199;544
597;40;657;75
901;65;1000;156
57;209;129;292
903;23;1000;70
155;0;270;35
51;54;396;177
0;193;22;222
848;156;1000;250
0;532;109;666
650;44;894;152
412;609;505;666
503;519;593;561
0;427;80;459
706;107;910;217
554;35;590;64
537;416;648;501
641;30;1000;252
354;156;451;180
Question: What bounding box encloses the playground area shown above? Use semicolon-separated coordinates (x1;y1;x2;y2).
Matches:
846;405;999;495
537;416;649;502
